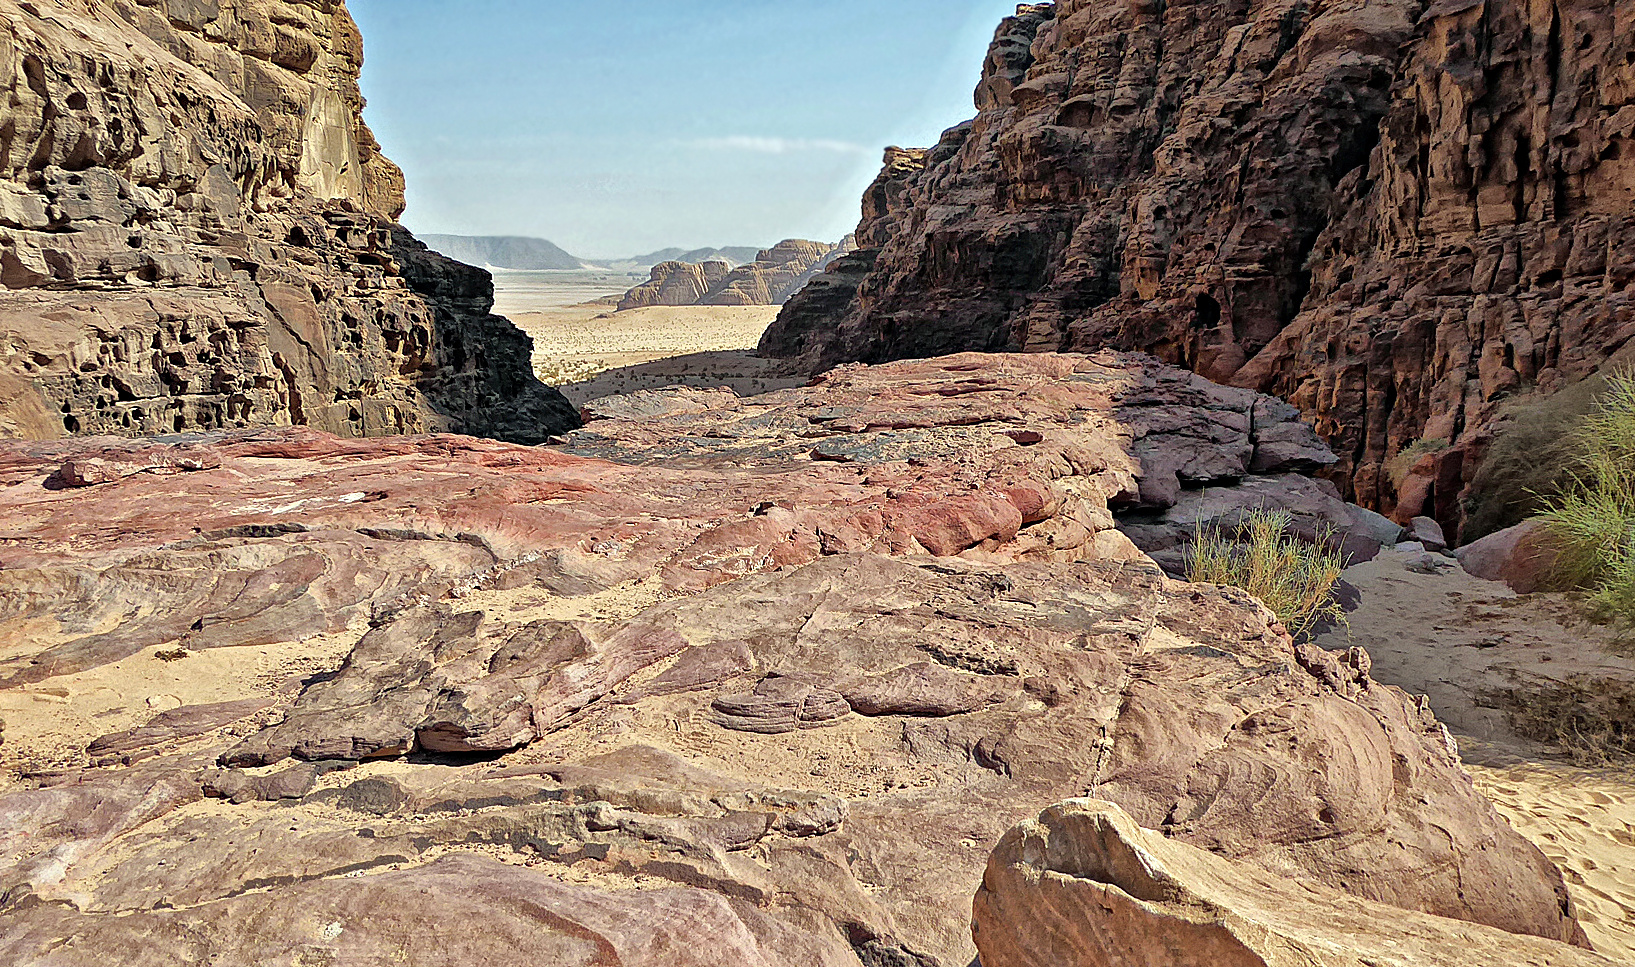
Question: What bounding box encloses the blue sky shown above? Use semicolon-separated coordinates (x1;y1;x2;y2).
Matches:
348;1;1023;258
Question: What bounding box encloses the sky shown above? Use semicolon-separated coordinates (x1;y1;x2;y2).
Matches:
348;1;1023;259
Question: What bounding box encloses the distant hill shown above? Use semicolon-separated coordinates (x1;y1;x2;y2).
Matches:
599;246;764;273
420;235;590;271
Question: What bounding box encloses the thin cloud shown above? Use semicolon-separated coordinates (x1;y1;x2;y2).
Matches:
687;135;872;155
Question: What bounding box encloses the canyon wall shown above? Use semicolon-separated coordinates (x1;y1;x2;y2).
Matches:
0;0;576;442
762;0;1635;535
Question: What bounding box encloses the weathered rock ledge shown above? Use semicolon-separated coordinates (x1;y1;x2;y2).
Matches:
762;0;1635;539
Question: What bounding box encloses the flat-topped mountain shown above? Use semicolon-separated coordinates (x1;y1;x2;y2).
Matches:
620;237;854;309
762;0;1635;539
0;0;576;442
419;234;591;271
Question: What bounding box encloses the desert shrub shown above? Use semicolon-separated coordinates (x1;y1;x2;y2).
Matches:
1385;437;1449;491
1186;509;1345;640
1463;375;1609;541
1536;373;1635;629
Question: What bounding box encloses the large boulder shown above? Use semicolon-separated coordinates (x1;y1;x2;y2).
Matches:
973;800;1610;967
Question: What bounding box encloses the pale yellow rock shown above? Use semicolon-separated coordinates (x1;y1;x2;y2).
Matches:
974;799;1618;967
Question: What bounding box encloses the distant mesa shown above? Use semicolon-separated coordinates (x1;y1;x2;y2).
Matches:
618;237;856;310
419;235;592;271
604;246;765;273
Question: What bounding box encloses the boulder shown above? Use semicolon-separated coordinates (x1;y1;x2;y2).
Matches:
1410;516;1449;553
973;799;1609;967
1458;520;1561;594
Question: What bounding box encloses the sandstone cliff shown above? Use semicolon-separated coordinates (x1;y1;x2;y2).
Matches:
761;0;1635;537
620;237;851;310
0;0;576;442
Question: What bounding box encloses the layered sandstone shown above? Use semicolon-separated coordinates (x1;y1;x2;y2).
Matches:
762;0;1635;537
0;353;1585;964
974;800;1614;967
0;0;575;442
620;237;851;310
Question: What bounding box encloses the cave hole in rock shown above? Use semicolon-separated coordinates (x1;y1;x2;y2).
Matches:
1194;294;1221;330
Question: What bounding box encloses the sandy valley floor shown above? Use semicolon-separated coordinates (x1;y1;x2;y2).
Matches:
509;303;807;407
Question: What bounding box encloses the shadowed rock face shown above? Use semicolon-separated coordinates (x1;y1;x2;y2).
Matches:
0;0;576;443
0;353;1587;965
761;0;1635;536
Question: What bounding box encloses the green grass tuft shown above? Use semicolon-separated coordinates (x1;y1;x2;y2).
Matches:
1536;373;1635;630
1385;437;1448;491
1186;509;1346;640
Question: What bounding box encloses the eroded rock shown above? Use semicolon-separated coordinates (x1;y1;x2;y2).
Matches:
973;799;1608;967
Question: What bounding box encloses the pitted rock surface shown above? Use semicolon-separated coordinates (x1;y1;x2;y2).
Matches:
760;0;1635;537
0;0;575;443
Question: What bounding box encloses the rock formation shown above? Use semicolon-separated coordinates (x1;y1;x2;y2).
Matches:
0;353;1587;965
973;799;1613;967
761;0;1635;539
619;237;852;310
617;258;733;310
0;0;576;443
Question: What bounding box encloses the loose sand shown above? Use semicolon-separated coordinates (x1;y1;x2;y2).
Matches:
510;303;806;407
1314;546;1635;960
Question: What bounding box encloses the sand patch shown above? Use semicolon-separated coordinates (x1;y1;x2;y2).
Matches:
514;304;803;407
0;623;364;788
1468;759;1635;961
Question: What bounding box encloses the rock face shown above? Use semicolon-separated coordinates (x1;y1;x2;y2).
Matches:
0;352;1587;965
973;799;1613;967
619;238;852;310
617;258;733;309
760;0;1635;538
0;0;576;443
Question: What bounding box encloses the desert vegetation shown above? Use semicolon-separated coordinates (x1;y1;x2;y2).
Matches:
1463;376;1611;540
1535;373;1635;633
1185;509;1346;640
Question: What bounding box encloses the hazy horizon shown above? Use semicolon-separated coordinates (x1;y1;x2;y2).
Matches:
348;1;1023;258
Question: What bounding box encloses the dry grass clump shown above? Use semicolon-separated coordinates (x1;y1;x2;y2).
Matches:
1464;375;1608;540
1490;679;1635;765
1186;509;1346;640
1535;373;1635;630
